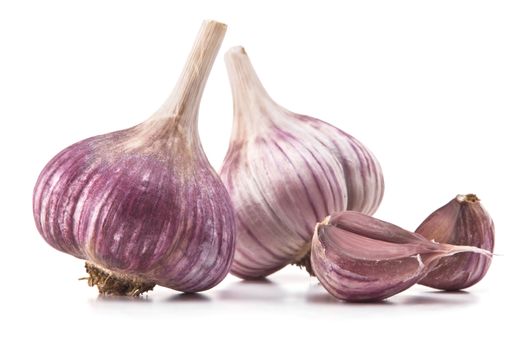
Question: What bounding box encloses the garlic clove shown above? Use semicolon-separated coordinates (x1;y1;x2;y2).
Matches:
311;211;492;302
220;47;384;279
416;194;495;290
33;20;236;296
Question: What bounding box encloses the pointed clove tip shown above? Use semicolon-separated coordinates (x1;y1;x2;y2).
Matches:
456;194;480;203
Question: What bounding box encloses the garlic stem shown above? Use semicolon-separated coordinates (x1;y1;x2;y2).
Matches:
225;46;273;103
155;20;227;126
224;46;279;138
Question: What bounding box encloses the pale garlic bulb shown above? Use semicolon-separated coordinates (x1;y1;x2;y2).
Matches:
220;47;384;279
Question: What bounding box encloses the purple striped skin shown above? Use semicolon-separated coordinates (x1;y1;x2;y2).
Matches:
416;194;495;291
295;115;384;214
222;121;348;279
311;211;492;302
220;47;384;279
33;20;234;294
33;125;236;293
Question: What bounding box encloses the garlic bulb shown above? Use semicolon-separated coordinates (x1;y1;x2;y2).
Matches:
33;20;236;296
220;47;384;279
416;194;495;290
311;211;492;302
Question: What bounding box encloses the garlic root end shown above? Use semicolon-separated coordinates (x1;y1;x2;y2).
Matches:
83;262;155;297
291;250;316;277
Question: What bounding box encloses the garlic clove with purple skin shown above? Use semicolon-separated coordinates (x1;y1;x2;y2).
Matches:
220;47;384;279
416;194;495;290
33;20;236;296
311;211;492;302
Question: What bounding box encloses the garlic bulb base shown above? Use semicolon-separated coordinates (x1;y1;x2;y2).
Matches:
83;262;155;297
291;251;315;277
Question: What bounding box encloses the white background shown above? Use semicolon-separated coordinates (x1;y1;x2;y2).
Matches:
1;0;524;349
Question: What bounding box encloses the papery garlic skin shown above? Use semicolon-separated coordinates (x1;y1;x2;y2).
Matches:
33;21;235;295
220;47;384;279
295;116;384;214
311;211;491;302
416;194;495;290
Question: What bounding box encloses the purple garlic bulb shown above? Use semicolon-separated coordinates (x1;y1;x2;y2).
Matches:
220;47;384;279
33;21;236;296
416;194;495;290
311;211;491;302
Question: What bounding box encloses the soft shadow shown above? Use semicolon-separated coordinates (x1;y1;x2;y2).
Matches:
381;289;477;306
237;277;274;285
397;289;478;306
217;278;287;302
165;293;211;303
94;294;152;303
305;283;477;306
305;284;394;306
427;290;470;295
307;293;394;306
272;268;313;283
